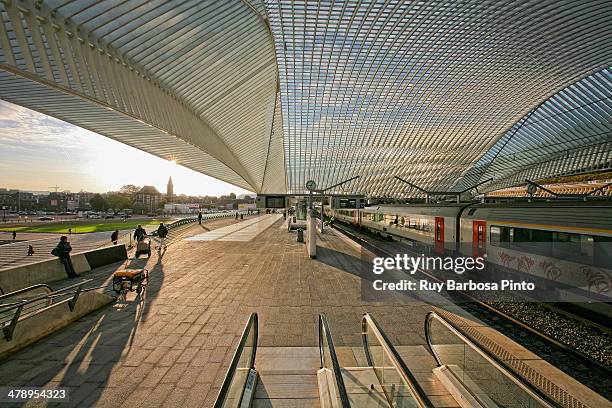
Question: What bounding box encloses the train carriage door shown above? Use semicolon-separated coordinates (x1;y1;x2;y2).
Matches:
435;217;444;254
473;220;486;257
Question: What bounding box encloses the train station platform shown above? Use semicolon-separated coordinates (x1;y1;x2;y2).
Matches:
0;215;607;408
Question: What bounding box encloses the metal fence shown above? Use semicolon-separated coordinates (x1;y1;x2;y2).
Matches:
96;211;252;248
0;279;95;341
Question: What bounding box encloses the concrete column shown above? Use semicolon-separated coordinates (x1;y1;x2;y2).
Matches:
306;209;317;259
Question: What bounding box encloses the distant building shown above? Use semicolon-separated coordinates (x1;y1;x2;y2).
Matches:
0;189;37;211
134;185;162;213
66;191;94;210
164;203;199;214
167;177;174;203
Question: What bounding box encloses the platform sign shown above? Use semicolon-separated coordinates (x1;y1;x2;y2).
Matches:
339;198;357;208
265;196;286;208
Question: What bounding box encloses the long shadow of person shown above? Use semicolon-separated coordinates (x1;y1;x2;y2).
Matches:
0;252;166;407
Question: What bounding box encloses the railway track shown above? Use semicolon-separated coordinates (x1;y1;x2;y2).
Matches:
331;221;612;400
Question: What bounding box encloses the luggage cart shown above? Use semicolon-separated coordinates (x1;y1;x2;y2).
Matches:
112;269;149;296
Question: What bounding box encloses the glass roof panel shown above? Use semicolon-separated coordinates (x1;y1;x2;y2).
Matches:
266;0;611;196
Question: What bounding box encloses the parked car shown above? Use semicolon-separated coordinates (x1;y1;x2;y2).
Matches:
39;216;54;221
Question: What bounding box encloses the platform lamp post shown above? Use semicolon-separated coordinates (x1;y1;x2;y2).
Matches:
306;180;317;210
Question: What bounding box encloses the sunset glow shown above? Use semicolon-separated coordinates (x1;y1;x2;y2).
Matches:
0;100;253;197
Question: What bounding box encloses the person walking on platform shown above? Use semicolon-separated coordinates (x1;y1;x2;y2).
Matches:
134;225;146;242
12;230;16;240
157;222;168;251
52;236;78;279
235;212;239;220
27;245;34;256
198;211;203;225
111;230;119;245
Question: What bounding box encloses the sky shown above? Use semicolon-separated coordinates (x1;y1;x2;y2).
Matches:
0;100;253;197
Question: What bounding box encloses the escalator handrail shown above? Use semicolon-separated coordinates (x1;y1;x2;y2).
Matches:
424;311;561;408
213;312;258;408
362;313;434;408
318;314;351;408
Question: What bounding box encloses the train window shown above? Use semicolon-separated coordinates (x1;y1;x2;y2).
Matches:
594;236;612;267
490;226;512;246
490;226;501;244
581;235;594;260
511;227;552;255
490;224;608;267
552;232;593;263
512;228;552;242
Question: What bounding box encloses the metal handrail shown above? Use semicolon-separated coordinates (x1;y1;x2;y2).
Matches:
0;279;93;313
424;311;560;408
0;279;93;341
150;211;250;237
362;313;434;408
318;314;351;408
0;284;52;304
213;312;258;408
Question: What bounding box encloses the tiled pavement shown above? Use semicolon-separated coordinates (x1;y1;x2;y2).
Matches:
0;232;116;271
185;214;282;242
0;216;451;408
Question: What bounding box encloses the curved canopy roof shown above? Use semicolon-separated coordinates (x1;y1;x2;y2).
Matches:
458;68;612;193
0;0;285;193
0;1;610;196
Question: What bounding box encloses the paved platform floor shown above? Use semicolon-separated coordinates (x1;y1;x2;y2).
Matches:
186;214;282;242
0;216;452;407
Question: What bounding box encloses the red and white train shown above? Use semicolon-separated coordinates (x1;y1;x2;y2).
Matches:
331;202;612;308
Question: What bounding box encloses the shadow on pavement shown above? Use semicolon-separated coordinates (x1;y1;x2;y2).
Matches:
0;253;166;407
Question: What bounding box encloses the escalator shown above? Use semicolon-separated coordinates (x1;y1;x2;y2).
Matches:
214;311;563;408
425;311;560;408
213;313;258;408
319;313;434;407
214;312;434;408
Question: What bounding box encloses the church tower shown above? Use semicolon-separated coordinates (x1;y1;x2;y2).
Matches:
167;176;174;203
